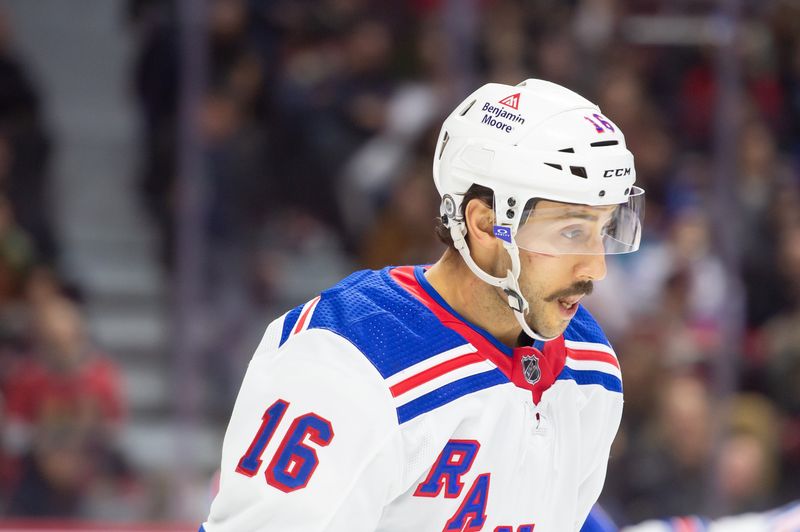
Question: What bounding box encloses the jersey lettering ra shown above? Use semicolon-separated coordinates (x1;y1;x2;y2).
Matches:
204;266;623;532
414;439;481;498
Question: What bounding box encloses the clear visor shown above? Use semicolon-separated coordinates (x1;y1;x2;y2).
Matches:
511;187;644;255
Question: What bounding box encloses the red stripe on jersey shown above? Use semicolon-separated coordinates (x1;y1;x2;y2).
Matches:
389;266;513;375
293;295;321;335
389;266;567;405
390;352;483;397
565;347;620;369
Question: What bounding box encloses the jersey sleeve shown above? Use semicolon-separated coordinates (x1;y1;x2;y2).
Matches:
203;324;402;532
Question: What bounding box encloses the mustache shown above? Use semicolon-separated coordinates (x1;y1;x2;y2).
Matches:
544;281;594;302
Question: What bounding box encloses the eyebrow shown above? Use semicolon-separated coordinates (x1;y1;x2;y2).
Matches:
555;211;599;221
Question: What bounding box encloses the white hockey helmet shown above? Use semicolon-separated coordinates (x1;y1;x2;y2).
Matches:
433;79;644;340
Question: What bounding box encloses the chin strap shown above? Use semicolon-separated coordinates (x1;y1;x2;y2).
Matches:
449;220;557;343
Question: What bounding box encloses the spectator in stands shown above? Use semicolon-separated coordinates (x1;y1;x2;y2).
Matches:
0;8;54;263
760;219;800;506
717;394;780;514
7;421;90;516
3;297;124;435
358;158;442;269
0;195;35;307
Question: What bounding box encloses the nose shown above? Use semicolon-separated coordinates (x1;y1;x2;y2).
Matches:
575;252;607;281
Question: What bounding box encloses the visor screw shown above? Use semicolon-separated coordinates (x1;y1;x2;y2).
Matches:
624;188;630;195
506;209;515;219
507;197;516;207
443;195;457;217
599;190;606;197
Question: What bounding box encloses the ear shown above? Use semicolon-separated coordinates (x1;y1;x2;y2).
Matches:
464;198;497;251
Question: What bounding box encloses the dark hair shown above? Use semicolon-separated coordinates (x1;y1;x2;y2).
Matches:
434;184;494;248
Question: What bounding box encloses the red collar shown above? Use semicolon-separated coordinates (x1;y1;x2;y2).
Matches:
389;266;565;403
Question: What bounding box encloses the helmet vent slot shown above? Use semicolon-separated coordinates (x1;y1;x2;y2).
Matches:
590;140;619;147
459;100;477;116
544;163;562;170
558;147;575;153
439;131;450;159
570;166;588;179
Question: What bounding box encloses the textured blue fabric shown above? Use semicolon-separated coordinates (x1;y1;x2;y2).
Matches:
279;305;304;347
559;305;621;392
295;267;511;423
563;305;612;347
414;265;513;357
556;367;622;393
307;268;471;379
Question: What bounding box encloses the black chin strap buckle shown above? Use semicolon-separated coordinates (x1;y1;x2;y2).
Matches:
503;288;525;314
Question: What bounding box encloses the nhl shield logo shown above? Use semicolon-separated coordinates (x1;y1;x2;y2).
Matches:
521;354;541;385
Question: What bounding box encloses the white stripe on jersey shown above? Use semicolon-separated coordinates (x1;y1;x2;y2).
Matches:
563;339;617;358
393;359;499;407
385;343;477;388
564;357;622;380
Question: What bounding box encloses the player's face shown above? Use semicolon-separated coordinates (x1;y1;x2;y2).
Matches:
497;201;612;338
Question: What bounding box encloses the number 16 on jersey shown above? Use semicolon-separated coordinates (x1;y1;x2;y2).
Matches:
235;399;335;493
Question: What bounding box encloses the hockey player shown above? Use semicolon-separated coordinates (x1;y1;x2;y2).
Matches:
201;79;645;531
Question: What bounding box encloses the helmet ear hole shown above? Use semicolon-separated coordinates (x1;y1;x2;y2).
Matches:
570;166;588;179
438;131;450;160
459;100;477;116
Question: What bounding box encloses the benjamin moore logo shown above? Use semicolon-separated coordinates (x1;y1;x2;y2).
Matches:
481;101;525;133
499;93;521;110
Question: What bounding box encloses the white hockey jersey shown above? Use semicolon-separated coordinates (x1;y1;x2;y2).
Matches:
202;265;624;532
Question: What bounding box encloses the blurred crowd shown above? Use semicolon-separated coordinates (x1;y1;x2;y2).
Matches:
0;5;133;518
2;0;800;525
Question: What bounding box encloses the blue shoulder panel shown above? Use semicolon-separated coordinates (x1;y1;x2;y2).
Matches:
563;305;612;347
280;267;511;424
279;305;304;347
558;305;622;393
306;268;470;379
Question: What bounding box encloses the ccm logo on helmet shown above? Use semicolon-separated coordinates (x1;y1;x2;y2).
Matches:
603;168;632;178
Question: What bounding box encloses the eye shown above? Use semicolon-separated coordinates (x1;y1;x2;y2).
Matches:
560;226;588;241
